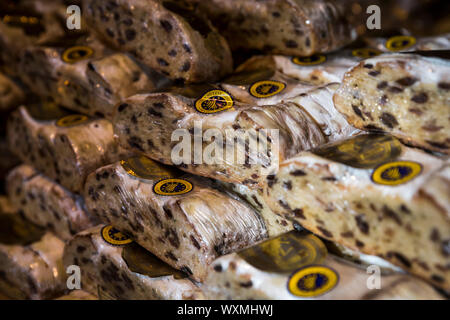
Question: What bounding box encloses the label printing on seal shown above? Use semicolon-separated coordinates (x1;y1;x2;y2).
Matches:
352;48;382;59
385;36;416;52
238;231;327;273
120;156;180;181
56;114;89;127
313;135;403;169
288;265;339;298
292;54;327;66
153;178;193;196
195;90;234;114
122;243;187;280
249;80;286;98
62;46;94;64
101;225;133;246
371;161;422;186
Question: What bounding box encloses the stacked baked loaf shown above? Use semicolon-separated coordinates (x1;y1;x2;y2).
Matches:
0;0;448;300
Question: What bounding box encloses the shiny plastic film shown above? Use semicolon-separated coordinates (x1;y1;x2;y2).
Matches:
334;53;450;154
263;134;450;291
7;105;132;193
0;197;65;299
84;156;268;282
203;231;444;300
63;225;204;300
114;83;358;189
6;164;98;241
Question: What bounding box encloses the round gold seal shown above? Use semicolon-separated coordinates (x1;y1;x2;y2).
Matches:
385;36;416;52
195;90;234;114
292;54;327;66
120;156;178;181
249;80;286;98
62;46;94;64
371;161;422;186
56;114;89;127
153;178;193;196
238;231;327;273
101;225;133;246
288;265;339;298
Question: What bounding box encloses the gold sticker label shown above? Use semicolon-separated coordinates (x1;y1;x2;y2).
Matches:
249;80;286;98
62;46;94;64
313;135;403;169
120;156;179;181
371;161;422;186
352;48;382;59
385;36;416;52
122;243;187;280
153;178;193;196
238;231;327;273
292;54;327;66
56;114;89;127
101;225;133;246
195;90;234;114
288;265;339;298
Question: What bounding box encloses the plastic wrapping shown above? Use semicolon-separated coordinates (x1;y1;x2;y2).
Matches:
212;180;294;238
114;83;358;189
63;225;204;300
203;231;444;300
17;35;160;119
82;0;233;83
364;33;450;53
7;164;99;241
334;53;450;154
263;134;450;291
7;104;132;193
186;0;356;56
84;156;268;282
0;197;66;299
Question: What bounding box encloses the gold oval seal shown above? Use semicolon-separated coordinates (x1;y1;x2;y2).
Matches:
385;36;416;52
292;54;327;66
153;178;193;196
313;135;403;169
195;90;234;114
62;46;94;64
352;48;382;59
238;231;327;273
288;265;339;298
101;225;133;246
371;161;422;186
120;156;179;181
249;80;286;98
56;114;89;127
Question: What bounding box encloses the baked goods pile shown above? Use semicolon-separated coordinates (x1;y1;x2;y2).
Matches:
0;0;448;300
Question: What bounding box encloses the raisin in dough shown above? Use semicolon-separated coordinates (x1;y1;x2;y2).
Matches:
0;73;24;112
83;158;268;282
204;231;444;300
262;134;450;291
0;200;65;299
7;105;131;193
334;53;450;154
63;225;204;299
188;0;356;56
7;164;98;241
114;84;357;189
83;0;232;83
